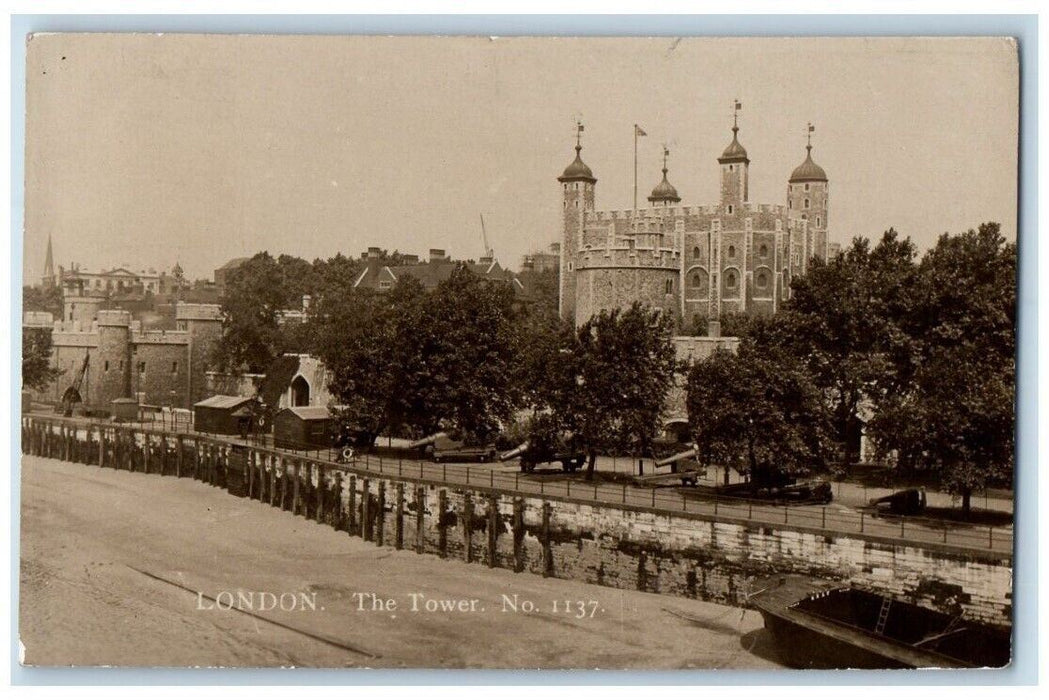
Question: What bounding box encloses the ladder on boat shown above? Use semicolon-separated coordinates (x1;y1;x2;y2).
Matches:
875;596;892;635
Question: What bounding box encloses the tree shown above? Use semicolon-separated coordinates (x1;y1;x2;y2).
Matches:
416;266;523;442
23;285;63;317
23;327;61;391
685;342;831;488
212;253;288;373
545;303;678;480
867;223;1016;514
785;229;919;463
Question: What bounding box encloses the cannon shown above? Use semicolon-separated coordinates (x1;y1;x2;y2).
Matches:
500;440;586;473
410;432;496;463
653;447;702;486
870;487;927;516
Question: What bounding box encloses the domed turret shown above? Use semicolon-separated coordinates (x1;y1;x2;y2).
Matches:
789;144;828;182
648;147;681;205
718;126;749;164
558;125;596;183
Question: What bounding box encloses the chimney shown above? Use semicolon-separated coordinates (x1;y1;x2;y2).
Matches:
429;248;447;263
402;254;419;265
367;246;381;260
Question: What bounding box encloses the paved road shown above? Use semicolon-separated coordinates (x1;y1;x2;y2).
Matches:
19;455;782;669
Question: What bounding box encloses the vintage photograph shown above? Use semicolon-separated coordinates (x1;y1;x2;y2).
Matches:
18;34;1017;670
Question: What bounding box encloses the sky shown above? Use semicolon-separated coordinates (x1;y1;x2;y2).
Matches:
23;35;1018;283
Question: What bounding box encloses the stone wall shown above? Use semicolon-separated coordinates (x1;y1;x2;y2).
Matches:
23;418;1011;630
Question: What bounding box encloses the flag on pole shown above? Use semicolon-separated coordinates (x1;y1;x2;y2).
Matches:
809;123;815;133
635;124;647;137
735;100;742;111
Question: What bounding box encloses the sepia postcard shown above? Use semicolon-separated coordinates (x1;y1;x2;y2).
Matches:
18;33;1018;670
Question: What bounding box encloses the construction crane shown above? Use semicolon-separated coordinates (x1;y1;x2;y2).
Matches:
479;213;494;260
60;353;89;417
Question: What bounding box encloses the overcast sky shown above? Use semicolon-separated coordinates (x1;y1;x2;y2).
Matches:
23;34;1018;282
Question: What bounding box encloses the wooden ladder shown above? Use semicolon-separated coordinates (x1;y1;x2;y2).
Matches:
875;596;893;635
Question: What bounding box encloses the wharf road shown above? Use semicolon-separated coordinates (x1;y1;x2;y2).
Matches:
19;455;781;669
24;414;1013;557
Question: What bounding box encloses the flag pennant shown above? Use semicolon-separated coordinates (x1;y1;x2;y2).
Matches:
635;124;647;137
735;100;742;110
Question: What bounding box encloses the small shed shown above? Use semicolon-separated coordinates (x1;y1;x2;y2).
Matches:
111;397;139;423
193;395;259;436
273;405;335;450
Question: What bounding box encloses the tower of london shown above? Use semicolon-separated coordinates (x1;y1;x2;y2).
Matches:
558;111;833;329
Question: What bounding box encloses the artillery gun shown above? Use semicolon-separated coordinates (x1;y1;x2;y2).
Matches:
500;440;586;473
409;431;497;463
653;447;702;486
59;354;90;417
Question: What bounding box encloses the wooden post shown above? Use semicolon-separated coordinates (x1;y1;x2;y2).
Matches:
293;461;302;516
375;481;386;546
395;482;404;550
270;455;278;507
438;489;448;558
541;501;553;577
415;486;426;554
281;458;291;511
98;427;106;467
361;478;371;541
176;436;183;478
512;497;525;573
463;493;473;563
487;494;498;568
248;450;256;499
347;475;357;535
316;465;326;524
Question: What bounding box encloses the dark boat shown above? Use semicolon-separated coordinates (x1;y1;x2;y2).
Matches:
749;576;1011;669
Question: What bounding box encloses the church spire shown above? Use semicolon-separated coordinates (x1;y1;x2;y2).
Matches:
42;234;55;288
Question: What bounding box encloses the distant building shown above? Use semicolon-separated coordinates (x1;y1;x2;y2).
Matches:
521;242;560;274
214;257;251;295
59;265;169;297
22;302;224;410
353;246;524;294
557;110;834;328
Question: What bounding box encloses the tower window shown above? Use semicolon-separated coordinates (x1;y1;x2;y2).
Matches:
728;245;736;259
759;244;768;257
137;361;146;374
171;361;178;373
816;217;822;227
665;279;673;295
729;164;734;172
727;205;734;215
725;270;738;289
756;271;769;289
692;246;700;259
104;360;110;372
789;200;792;210
567;262;574;271
805;183;810;192
804;198;810;208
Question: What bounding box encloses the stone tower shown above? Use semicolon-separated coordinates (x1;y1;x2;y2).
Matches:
557;123;596;322
718;106;749;210
788;124;830;262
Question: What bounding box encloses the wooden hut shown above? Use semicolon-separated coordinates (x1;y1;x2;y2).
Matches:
273;405;335;450
193;395;259;436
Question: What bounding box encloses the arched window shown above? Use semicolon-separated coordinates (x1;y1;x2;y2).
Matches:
728;245;736;259
816;216;822;227
728;205;734;215
759;244;768;257
756;269;770;290
804;198;810;208
687;268;709;298
725;270;738;289
692;246;701;259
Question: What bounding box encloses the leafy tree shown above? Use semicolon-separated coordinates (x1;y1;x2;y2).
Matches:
785;229;919;463
867;223;1016;514
685;342;831;488
212;252;289;373
23;285;62;317
545;303;678;480
416;266;523;443
22;327;61;391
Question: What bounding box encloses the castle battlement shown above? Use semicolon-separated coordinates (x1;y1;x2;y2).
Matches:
132;329;190;345
558;114;831;327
